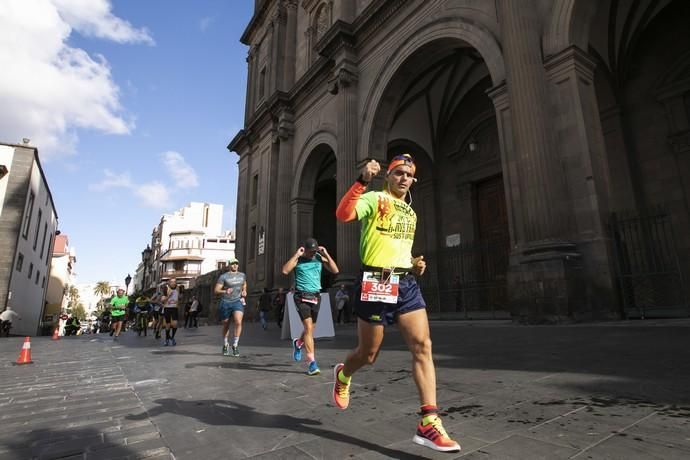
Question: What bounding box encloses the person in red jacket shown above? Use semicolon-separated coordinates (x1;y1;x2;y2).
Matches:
332;154;460;453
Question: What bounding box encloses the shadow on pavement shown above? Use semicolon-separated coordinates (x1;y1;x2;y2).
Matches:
150;349;221;357
185;361;306;375
0;426;162;459
127;399;430;459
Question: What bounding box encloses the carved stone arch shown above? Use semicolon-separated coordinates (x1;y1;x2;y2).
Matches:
292;129;338;199
543;0;598;58
360;16;505;159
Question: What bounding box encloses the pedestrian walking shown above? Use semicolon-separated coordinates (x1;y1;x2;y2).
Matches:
258;289;271;330
281;238;339;376
161;278;180;346
273;288;286;329
332;154;460;452
189;296;200;328
214;258;247;357
335;284;350;325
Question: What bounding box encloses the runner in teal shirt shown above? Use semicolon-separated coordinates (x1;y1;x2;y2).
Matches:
281;237;339;376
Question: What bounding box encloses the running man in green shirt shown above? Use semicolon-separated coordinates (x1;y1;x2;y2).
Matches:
109;288;129;339
333;154;460;452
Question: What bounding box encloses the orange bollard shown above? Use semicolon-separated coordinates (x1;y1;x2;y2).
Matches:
52;327;60;340
15;336;33;365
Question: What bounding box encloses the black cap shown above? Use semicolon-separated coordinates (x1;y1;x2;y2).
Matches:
304;237;318;250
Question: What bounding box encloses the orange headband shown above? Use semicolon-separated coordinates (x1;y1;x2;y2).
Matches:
387;154;416;175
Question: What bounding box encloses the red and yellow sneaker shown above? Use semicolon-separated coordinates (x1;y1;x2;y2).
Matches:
413;415;461;452
332;363;350;409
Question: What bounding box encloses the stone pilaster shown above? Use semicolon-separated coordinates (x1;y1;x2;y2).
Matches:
544;46;618;318
274;110;295;287
498;1;583;322
500;0;573;245
330;64;360;282
283;0;298;87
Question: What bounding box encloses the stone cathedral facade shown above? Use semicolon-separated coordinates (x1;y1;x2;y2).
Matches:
229;0;690;322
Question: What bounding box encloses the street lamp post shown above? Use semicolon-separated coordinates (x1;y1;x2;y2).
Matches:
125;274;131;295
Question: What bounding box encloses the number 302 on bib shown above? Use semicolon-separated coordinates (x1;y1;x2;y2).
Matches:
360;272;399;304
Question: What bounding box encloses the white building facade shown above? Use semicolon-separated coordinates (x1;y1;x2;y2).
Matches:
0;142;58;336
135;202;236;293
45;234;76;324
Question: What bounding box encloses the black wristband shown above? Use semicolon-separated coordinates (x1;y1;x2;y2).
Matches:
356;174;370;186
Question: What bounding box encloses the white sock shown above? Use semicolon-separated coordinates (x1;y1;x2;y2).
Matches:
224;337;229;346
232;337;239;347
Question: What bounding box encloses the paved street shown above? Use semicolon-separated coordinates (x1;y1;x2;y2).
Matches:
1;319;689;459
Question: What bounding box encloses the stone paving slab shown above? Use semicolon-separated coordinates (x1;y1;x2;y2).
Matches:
1;320;689;459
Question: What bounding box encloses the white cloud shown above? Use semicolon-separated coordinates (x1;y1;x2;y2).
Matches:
199;16;214;32
161;151;199;188
0;0;152;159
88;169;132;191
133;182;170;208
52;0;154;45
89;170;170;209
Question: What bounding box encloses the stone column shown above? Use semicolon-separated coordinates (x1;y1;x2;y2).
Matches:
236;151;251;270
274;111;295;287
500;0;573;244
544;46;619;317
330;65;360;282
244;47;256;121
498;1;583;322
283;0;297;88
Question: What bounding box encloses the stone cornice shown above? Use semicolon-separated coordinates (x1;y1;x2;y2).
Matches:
241;1;273;45
352;0;410;46
315;20;356;59
544;45;596;82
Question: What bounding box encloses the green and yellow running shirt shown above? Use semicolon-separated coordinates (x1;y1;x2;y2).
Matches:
355;191;416;269
110;295;129;317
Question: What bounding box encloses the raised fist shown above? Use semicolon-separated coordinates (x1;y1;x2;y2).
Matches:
361;160;381;182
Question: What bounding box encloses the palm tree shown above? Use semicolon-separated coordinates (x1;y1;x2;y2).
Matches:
67;285;80;308
94;281;111;311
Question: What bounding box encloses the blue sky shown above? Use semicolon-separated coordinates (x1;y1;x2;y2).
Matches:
0;1;254;284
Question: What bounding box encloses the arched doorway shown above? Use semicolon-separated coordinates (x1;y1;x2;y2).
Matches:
294;143;337;289
371;41;510;318
588;0;690;317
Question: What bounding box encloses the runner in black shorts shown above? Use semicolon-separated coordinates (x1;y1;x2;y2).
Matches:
161;278;180;346
281;238;339;375
333;155;460;452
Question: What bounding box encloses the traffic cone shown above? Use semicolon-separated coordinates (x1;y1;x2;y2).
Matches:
15;336;33;365
52;327;60;340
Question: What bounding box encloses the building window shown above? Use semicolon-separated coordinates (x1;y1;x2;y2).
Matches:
249;225;257;259
22;191;35;239
258;67;266;101
217;261;228;270
45;233;53;264
39;223;48;258
28;263;33;279
16;253;24;272
35;270;40;285
251;174;259;206
203;204;209;227
33;209;42;250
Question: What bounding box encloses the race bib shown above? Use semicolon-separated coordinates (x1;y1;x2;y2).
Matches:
360;272;399;304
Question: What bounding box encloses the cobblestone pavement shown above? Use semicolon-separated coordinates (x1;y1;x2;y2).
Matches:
0;319;689;459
